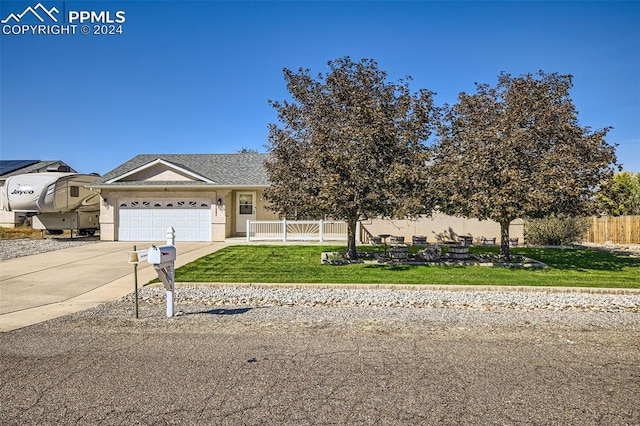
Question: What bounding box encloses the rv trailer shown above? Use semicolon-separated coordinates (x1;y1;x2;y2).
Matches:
1;172;100;236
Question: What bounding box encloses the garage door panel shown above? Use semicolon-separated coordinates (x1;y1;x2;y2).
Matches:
174;210;188;219
183;230;201;239
131;230;155;241
118;200;211;242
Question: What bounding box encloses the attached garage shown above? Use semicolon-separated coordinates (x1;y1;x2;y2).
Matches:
90;153;274;242
118;200;211;242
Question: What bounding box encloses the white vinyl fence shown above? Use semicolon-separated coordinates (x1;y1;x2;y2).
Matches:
246;219;349;242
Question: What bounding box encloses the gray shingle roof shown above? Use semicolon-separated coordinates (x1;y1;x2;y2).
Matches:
92;153;270;187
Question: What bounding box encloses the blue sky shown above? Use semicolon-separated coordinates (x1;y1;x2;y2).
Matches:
1;0;639;175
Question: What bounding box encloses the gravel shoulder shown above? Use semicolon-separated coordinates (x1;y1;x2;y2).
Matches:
0;236;100;261
63;287;640;335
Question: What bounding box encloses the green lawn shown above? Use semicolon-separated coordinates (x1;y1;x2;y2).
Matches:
170;245;640;289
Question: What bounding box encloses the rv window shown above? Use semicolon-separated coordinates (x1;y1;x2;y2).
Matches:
70;186;80;197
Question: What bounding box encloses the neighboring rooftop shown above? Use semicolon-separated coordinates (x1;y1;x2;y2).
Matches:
0;160;76;179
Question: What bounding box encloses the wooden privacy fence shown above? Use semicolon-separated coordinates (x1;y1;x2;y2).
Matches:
585;216;640;244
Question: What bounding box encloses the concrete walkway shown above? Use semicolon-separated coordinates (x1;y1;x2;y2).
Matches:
0;241;226;332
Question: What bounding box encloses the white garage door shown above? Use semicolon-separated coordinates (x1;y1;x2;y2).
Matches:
118;200;211;242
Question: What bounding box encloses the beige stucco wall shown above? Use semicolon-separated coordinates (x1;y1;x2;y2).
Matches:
256;191;279;221
0;211;18;228
120;164;194;182
361;213;525;244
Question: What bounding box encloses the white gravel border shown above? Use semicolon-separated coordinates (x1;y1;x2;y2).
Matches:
124;286;640;313
0;237;100;261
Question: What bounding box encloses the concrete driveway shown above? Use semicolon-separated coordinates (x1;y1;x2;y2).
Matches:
0;241;225;332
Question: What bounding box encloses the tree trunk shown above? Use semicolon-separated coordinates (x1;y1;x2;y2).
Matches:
347;218;358;260
500;220;511;260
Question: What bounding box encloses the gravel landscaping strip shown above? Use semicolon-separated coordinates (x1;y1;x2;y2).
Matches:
121;286;640;316
0;237;100;261
56;285;638;337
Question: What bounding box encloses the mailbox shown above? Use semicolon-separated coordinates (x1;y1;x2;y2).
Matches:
147;244;176;265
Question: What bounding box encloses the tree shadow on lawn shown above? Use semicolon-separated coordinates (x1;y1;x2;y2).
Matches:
517;248;640;272
358;249;640;273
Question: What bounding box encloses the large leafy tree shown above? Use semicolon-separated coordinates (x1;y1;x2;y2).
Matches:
432;71;617;259
597;171;640;215
265;57;438;258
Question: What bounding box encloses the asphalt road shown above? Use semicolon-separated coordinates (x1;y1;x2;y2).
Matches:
1;301;639;425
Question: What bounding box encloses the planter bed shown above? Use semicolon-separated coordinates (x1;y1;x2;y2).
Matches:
322;251;546;268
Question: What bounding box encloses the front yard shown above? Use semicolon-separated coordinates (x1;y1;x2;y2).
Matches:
171;245;640;289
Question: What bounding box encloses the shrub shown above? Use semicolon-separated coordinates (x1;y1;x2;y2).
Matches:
524;215;589;246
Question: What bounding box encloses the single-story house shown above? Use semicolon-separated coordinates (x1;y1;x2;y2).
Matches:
89;153;279;242
90;153;524;244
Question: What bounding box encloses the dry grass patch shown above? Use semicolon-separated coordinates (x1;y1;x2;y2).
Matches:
0;227;43;239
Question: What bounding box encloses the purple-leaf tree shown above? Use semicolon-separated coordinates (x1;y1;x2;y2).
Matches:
432;71;617;260
265;57;438;259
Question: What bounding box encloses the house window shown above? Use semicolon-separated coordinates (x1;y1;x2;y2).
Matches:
70;186;79;197
239;193;253;215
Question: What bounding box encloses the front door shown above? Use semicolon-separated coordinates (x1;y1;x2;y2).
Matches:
236;191;256;234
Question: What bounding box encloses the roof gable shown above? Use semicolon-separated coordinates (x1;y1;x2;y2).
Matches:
93;153;270;187
106;159;214;184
